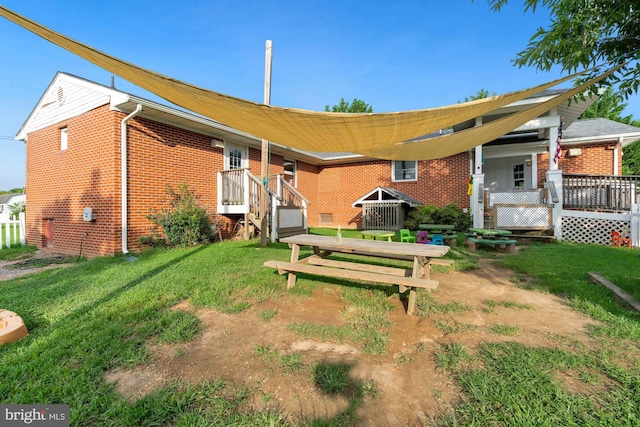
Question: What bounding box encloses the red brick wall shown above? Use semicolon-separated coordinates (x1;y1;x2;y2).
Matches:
536;142;620;185
312;152;470;228
295;161;319;225
25;105;120;258
126;117;223;252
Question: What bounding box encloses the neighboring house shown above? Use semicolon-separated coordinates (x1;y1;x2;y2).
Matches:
0;193;25;223
13;72;640;257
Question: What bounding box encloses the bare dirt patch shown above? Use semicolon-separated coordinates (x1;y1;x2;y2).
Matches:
105;258;598;425
0;250;74;281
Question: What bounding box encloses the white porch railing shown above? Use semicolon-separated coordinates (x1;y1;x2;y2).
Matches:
494;204;552;229
488;188;546;206
1;212;26;248
486;188;550;229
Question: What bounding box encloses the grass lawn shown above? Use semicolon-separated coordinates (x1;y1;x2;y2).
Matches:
1;231;639;425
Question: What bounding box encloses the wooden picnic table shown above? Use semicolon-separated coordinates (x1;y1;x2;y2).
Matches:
264;234;450;315
418;224;457;246
418;224;455;233
360;229;395;242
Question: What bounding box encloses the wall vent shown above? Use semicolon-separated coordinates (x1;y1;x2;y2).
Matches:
57;86;65;106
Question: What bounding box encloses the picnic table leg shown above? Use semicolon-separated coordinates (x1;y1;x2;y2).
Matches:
287;243;300;289
406;256;423;315
407;287;417;315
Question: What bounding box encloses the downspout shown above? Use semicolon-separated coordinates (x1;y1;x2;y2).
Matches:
121;104;143;255
613;137;623;175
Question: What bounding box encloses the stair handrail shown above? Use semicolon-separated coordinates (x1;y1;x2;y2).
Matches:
278;176;310;207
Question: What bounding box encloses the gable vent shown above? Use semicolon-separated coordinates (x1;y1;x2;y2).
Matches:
57;86;65;106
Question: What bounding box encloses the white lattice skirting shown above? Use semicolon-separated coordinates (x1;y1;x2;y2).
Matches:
495;204;551;229
561;210;631;246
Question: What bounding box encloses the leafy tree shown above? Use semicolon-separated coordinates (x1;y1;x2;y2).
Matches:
579;87;634;122
623;142;640;175
325;98;373;113
8;201;25;219
577;86;640;175
484;0;640;98
461;88;496;102
0;188;24;195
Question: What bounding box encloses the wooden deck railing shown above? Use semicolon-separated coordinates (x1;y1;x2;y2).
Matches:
563;174;639;212
219;169;245;205
219;170;307;218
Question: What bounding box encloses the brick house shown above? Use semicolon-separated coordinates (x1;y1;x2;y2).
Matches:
14;73;640;258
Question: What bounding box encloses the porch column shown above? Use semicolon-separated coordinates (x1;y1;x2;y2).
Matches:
471;174;484;228
471;117;485;228
631;204;639;248
548;108;560;171
546;169;563;240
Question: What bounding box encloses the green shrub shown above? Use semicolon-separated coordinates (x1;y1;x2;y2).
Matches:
404;203;470;231
145;183;214;247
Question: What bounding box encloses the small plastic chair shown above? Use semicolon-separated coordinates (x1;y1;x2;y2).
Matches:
428;234;444;245
400;229;416;243
416;231;430;244
611;230;631;248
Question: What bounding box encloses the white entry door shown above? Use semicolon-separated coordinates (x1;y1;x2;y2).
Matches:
224;143;248;170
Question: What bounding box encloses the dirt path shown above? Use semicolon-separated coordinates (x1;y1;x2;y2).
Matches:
105;258;597;425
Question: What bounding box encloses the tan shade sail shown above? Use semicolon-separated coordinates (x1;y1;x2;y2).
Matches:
360;67;617;160
0;6;610;159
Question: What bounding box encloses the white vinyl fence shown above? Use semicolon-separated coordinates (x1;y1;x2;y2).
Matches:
561;206;639;247
1;212;26;248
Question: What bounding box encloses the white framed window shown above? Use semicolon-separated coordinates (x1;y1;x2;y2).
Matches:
513;163;525;188
392;160;417;182
60;127;68;151
284;159;296;186
224;143;247;170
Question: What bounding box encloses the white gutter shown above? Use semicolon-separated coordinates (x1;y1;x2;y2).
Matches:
121;104;143;255
614;137;623;175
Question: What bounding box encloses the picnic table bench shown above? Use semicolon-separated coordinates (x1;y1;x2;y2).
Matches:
263;234;450;315
467;237;517;253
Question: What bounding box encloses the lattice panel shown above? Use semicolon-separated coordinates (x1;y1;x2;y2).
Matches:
496;205;550;228
562;215;630;245
489;190;543;206
277;207;303;228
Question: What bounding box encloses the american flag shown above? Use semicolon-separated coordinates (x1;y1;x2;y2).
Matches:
553;121;563;164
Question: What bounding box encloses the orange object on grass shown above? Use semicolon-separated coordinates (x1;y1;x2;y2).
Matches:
611;230;631;248
0;309;28;344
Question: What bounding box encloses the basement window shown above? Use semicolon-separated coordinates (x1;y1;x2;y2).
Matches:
60;127;68;151
319;213;333;224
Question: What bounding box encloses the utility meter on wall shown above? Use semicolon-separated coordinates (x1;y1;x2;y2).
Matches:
83;207;96;222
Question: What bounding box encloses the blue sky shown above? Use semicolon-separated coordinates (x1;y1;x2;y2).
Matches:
1;1;638;190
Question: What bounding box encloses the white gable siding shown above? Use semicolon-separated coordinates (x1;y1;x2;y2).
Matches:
24;76;111;134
